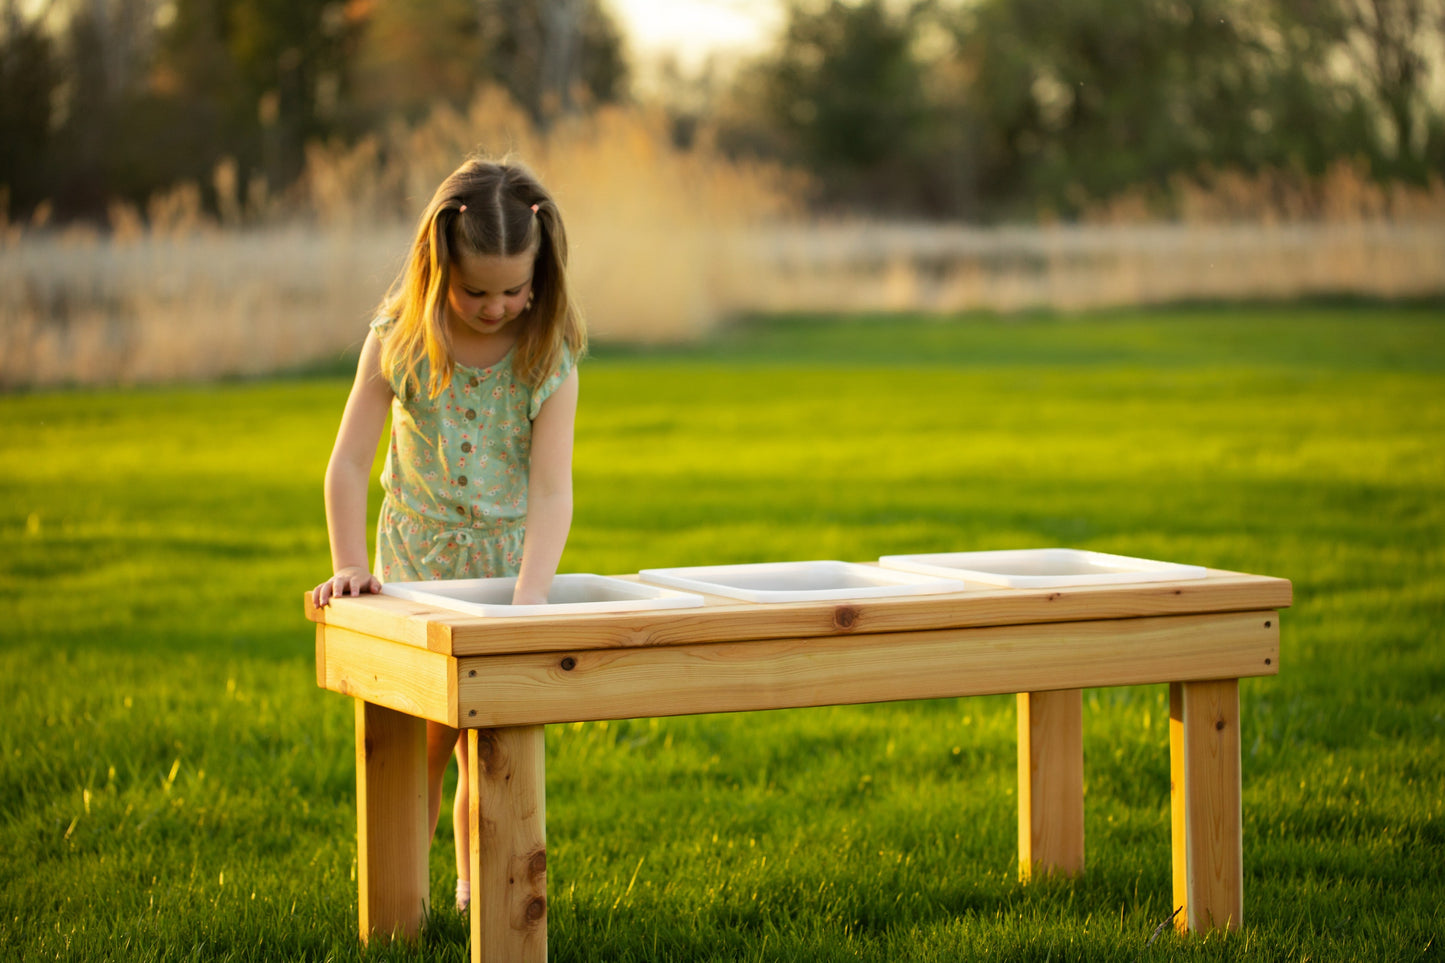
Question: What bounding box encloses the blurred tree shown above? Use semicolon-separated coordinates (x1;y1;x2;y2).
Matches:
1272;0;1445;181
9;0;629;221
350;0;487;124
1238;12;1376;179
149;0;357;191
5;0;1438;225
478;0;628;126
743;0;955;216
955;0;1284;216
0;2;62;219
51;0;170;214
2;0;164;219
731;0;1442;219
351;0;626;128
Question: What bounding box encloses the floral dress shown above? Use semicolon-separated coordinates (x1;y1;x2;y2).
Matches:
369;316;575;583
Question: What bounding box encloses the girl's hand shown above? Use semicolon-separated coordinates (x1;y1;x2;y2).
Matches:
511;587;551;607
313;566;382;607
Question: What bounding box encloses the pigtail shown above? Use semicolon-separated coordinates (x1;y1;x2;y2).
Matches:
513;194;587;389
420;212;457;397
378;202;463;399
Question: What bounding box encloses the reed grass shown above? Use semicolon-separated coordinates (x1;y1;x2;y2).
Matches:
3;89;1444;390
0;88;802;389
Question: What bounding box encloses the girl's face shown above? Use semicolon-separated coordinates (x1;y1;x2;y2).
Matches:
445;249;536;339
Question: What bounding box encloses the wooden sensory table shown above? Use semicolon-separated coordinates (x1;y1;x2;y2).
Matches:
304;565;1291;961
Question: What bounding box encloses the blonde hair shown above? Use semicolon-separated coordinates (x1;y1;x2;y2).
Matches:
376;157;587;399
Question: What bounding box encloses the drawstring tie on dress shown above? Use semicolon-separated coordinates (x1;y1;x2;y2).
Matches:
422;528;477;579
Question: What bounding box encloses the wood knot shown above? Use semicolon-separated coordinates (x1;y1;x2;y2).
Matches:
525;896;547;922
1047;593;1061;601
1215;720;1226;731
475;732;499;767
529;850;547;878
833;606;859;630
560;657;577;671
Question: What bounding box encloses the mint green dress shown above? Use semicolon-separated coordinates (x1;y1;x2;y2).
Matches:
369;316;576;583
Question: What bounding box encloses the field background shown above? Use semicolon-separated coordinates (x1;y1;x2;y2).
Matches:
2;303;1443;961
6;95;1444;392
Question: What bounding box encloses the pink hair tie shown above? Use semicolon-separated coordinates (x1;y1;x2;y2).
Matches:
459;204;467;213
530;203;539;213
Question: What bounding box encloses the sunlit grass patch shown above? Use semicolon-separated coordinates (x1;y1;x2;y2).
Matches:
2;304;1442;961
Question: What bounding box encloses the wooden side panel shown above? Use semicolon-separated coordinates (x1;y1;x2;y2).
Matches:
469;727;547;963
315;623;327;689
1171;679;1244;933
458;611;1278;728
356;700;429;943
323;626;458;726
1017;689;1085;880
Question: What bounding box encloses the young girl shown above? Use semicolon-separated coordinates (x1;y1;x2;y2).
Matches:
311;157;585;912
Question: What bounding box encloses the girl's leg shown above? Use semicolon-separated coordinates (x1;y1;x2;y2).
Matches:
426;721;460;841
453;731;471;882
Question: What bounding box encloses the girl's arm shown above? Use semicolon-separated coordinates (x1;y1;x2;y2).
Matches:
313;331;393;607
512;367;580;605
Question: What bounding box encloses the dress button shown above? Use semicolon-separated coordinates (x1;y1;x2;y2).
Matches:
466;409;477;420
456;506;466;515
461;442;472;453
457;475;468;486
469;377;479;388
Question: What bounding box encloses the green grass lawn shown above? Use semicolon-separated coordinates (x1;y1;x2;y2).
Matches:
2;303;1442;961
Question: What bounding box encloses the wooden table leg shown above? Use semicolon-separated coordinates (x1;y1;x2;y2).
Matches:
1170;679;1243;933
1016;689;1085;879
469;725;547;963
355;699;429;942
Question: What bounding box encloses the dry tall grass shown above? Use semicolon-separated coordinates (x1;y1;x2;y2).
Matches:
3;91;1444;389
750;219;1445;315
751;162;1445;315
1;88;801;388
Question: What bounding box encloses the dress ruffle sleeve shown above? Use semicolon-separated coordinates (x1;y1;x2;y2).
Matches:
367;315;410;398
528;345;577;419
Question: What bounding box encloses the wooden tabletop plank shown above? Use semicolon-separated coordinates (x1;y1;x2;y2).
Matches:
305;591;450;651
306;569;1291;657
